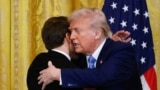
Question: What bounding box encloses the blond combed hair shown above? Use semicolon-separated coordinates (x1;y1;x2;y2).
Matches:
68;7;112;38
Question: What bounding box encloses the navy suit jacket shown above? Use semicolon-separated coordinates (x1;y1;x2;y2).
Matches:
61;38;142;90
27;50;82;90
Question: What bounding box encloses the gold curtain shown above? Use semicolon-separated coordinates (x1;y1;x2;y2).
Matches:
0;0;159;90
0;0;104;90
147;0;160;90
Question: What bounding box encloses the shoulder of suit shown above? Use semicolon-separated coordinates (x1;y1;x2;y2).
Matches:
107;39;133;51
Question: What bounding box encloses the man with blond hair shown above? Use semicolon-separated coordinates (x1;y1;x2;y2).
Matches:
38;8;142;90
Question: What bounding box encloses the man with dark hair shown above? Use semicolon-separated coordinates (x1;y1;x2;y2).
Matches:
27;16;82;90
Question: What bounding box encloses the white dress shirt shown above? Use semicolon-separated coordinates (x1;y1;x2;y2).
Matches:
86;38;106;68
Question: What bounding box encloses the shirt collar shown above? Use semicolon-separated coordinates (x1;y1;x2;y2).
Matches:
87;38;106;60
51;49;71;61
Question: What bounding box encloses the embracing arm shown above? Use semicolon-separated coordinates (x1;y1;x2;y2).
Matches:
61;44;137;88
38;43;138;89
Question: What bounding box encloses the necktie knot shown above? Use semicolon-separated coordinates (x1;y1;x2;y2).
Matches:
88;55;96;69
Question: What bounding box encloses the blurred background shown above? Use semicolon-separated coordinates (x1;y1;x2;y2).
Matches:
0;0;159;90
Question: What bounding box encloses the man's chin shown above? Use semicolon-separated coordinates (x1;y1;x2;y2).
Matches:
75;49;83;53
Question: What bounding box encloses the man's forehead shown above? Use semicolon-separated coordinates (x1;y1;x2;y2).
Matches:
68;27;77;31
69;22;79;29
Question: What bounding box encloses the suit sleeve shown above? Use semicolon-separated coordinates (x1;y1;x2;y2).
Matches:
61;44;138;88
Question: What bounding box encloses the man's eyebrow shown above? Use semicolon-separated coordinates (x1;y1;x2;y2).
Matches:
69;27;76;30
68;27;72;30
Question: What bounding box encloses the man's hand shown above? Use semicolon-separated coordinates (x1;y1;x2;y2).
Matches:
111;30;131;43
38;61;61;90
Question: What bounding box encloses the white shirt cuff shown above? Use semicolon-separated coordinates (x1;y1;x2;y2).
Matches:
59;72;62;85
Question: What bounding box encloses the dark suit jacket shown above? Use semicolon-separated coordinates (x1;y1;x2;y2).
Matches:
61;38;142;90
27;50;82;90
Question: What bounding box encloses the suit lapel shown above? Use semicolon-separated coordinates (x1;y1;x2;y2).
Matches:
96;38;113;67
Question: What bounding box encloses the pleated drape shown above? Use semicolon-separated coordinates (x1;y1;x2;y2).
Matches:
0;0;104;90
146;0;160;89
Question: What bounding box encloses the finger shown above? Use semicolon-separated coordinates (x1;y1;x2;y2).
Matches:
120;37;131;43
38;73;45;84
124;37;131;43
39;69;45;75
120;32;130;39
48;61;53;67
38;74;43;80
125;31;130;34
122;31;130;35
115;31;124;36
38;79;43;85
42;83;47;90
124;31;130;37
38;75;44;84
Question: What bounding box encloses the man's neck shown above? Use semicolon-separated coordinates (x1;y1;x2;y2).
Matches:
86;37;106;56
52;36;71;60
53;45;69;55
52;45;71;61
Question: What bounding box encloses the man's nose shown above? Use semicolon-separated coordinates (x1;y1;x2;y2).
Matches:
70;31;75;40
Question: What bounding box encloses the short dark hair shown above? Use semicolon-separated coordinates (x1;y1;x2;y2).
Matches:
41;16;70;50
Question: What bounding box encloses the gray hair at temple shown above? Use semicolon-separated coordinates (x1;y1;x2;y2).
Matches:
68;7;112;38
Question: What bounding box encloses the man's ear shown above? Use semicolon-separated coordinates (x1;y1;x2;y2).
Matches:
65;33;70;41
94;29;102;40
